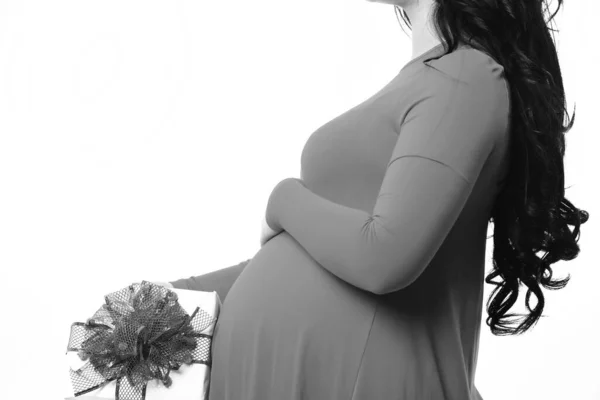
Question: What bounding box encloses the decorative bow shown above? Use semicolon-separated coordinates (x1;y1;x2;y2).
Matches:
66;281;217;400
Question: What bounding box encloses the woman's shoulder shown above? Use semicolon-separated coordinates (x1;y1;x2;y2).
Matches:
424;42;506;85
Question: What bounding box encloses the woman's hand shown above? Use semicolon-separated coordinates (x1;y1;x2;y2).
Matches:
151;281;174;288
260;212;283;247
261;177;302;247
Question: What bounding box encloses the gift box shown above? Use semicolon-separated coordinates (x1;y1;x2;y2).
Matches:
64;281;221;400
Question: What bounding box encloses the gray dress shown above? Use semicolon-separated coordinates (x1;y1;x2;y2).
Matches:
172;41;510;400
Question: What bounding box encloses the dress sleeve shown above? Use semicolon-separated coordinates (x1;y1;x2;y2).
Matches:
265;68;509;295
170;258;251;302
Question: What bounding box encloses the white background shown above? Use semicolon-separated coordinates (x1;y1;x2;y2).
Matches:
0;1;597;399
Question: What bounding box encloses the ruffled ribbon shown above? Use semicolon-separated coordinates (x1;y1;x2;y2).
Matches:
65;281;217;400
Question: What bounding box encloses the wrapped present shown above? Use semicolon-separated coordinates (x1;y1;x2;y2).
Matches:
64;281;221;400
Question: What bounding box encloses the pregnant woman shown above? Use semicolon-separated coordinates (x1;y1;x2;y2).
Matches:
162;0;588;398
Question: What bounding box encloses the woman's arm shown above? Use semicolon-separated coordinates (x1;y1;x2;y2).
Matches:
169;258;252;303
265;64;508;295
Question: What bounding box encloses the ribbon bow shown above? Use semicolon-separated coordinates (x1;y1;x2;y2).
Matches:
66;281;217;400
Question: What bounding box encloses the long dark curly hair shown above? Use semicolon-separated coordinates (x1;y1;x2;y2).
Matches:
395;0;588;336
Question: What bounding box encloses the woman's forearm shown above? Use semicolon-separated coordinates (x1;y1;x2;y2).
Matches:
170;258;252;303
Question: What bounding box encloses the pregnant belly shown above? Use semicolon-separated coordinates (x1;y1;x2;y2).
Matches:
208;231;380;399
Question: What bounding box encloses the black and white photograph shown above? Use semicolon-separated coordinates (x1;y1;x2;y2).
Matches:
0;0;596;399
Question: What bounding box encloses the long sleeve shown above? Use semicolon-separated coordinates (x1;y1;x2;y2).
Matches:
170;258;252;302
266;66;509;295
